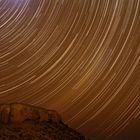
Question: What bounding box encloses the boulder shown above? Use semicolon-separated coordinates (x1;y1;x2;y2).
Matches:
0;103;61;124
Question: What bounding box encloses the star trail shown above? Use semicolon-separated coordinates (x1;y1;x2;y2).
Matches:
0;0;140;139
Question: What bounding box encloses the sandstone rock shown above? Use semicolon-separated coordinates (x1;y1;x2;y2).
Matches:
0;105;10;123
0;103;89;140
0;103;61;124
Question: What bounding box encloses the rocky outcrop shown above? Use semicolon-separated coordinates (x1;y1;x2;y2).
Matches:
0;103;61;124
0;103;89;140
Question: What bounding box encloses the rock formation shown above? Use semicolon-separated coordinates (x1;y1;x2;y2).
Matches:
0;103;89;140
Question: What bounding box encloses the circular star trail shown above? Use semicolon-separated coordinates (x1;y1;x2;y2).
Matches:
0;0;140;139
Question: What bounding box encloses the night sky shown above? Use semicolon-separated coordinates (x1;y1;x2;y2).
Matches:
0;0;140;139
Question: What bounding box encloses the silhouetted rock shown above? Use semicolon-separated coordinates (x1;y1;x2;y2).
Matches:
0;103;89;140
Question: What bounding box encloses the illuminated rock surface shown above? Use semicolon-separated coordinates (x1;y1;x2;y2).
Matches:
0;103;89;140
